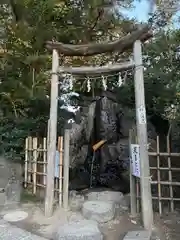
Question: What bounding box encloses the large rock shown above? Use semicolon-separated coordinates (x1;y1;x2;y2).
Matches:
0;158;22;208
82;200;115;223
69;93;157;192
54;220;103;240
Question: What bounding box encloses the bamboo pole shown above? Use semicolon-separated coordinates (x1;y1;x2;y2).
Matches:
151;181;180;186
137;196;180;201
148;152;180;157
157;136;162;215
63;129;70;210
24;138;28;188
43;137;47;185
28;137;33;183
167;136;174;212
150;167;180;171
33;137;38;194
58;136;63;206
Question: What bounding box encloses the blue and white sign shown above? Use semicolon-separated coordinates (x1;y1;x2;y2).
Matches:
130;144;141;178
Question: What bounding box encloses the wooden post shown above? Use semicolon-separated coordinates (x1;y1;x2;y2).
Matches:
133;40;153;230
45;49;59;217
129;130;137;217
63;129;70;210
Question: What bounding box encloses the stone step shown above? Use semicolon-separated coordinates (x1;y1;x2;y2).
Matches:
123;230;151;240
86;191;124;204
54;219;103;240
82;200;115;223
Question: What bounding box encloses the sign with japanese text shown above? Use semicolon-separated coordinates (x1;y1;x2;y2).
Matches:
130;144;141;178
137;105;146;124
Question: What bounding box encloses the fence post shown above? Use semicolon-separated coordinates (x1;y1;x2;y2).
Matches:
24;138;28;188
63;129;70;209
133;40;153;230
32;137;38;194
58;136;63;206
43;137;47;185
45;49;59;217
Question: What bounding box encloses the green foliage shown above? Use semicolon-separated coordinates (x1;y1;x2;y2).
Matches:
0;0;179;161
115;29;180;127
0;0;136;160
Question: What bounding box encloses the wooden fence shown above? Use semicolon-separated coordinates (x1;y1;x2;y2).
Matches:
24;135;65;206
130;129;180;215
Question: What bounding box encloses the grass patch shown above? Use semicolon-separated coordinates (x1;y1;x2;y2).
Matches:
21;189;41;203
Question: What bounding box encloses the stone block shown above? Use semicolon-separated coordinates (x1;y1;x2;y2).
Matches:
54;219;103;240
5;181;21;204
82;200;115;223
69;193;84;211
123;230;151;240
86;191;123;204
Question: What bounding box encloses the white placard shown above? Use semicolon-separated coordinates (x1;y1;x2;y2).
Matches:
137;105;146;124
55;150;60;178
130;144;141;178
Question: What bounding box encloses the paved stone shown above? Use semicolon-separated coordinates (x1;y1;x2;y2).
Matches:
123;230;151;240
86;191;123;204
3;210;28;222
55;219;103;240
82;200;115;223
0;220;46;240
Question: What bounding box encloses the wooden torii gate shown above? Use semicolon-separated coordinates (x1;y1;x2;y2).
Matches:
45;24;153;231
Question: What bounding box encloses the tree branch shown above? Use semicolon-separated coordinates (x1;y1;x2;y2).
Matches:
88;8;104;32
46;24;152;56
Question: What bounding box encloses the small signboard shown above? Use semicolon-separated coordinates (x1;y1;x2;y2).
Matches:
137;105;146;124
130;144;141;178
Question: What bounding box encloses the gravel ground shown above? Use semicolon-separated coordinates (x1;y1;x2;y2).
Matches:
1;191;180;240
0;219;47;240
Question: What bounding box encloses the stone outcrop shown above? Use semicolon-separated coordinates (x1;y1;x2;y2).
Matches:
0;157;22;208
69;91;156;192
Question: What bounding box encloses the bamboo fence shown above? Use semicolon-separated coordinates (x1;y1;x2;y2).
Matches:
24;136;64;205
130;129;180;215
